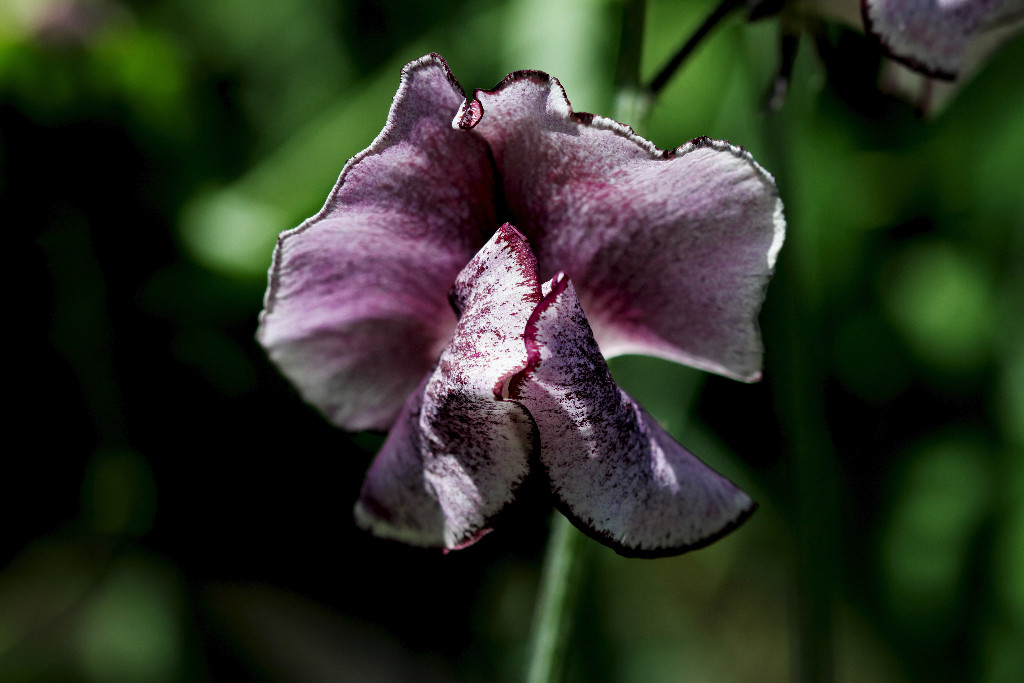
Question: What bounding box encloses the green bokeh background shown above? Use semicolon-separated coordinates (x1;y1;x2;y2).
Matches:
3;0;1022;680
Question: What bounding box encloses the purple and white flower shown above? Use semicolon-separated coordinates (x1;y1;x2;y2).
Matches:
257;54;785;557
861;0;1023;79
805;0;1024;112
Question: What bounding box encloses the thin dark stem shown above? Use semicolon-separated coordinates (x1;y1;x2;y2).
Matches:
646;0;746;96
764;30;801;112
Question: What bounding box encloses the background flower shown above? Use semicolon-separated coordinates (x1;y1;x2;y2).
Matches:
800;0;1024;112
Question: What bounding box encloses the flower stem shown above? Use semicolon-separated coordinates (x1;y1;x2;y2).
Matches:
647;0;746;96
760;95;838;683
523;513;588;683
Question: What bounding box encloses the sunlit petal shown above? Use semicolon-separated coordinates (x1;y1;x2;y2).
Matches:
259;54;496;430
357;226;540;548
512;274;755;557
457;74;784;381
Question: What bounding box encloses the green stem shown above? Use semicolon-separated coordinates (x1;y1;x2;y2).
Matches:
761;88;838;683
776;261;838;683
523;514;588;683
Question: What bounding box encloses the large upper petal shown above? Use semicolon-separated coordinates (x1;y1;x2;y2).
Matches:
455;74;785;382
862;0;1024;79
258;54;496;431
511;274;755;557
356;225;539;549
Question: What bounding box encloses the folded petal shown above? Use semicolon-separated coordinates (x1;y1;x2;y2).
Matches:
354;380;447;548
357;225;540;549
863;0;1024;78
511;273;755;557
456;74;785;382
259;53;497;431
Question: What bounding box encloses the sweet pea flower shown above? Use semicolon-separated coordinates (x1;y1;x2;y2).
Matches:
860;0;1023;79
800;0;1023;112
257;54;785;557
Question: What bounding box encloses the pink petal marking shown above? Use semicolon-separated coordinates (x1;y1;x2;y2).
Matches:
457;73;785;382
258;54;497;431
512;274;755;557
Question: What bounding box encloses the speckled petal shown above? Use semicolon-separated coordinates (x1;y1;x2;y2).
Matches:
863;0;1024;78
511;274;755;557
455;73;785;382
258;54;496;431
357;225;540;549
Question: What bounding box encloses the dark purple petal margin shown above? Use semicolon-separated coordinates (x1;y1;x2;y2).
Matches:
512;274;755;558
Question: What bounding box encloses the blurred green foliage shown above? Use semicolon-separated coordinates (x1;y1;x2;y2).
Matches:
3;0;1022;681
